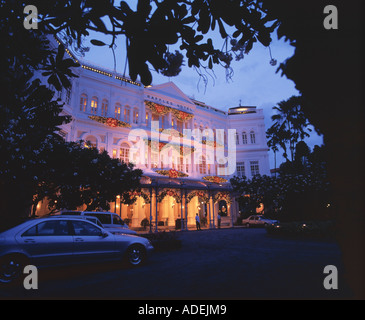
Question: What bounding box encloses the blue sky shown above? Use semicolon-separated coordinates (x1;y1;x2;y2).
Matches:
79;27;323;170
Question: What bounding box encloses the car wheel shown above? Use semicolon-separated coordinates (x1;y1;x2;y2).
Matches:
0;254;27;284
126;245;146;267
246;223;250;228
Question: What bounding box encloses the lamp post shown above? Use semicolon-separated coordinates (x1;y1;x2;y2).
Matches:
149;186;153;234
180;181;185;231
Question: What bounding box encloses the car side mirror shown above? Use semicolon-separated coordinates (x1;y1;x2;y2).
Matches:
100;231;109;238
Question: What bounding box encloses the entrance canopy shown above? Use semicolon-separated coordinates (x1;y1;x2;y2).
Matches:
140;173;233;193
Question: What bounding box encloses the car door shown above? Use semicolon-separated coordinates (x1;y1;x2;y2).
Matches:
18;220;74;266
257;217;264;226
249;216;256;226
70;220;119;263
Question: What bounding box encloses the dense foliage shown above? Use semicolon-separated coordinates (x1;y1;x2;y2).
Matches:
231;144;331;222
0;1;142;228
15;0;279;85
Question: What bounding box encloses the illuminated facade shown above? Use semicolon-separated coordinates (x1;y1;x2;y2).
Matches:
40;45;270;231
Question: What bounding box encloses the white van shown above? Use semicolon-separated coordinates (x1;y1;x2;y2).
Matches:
60;211;137;235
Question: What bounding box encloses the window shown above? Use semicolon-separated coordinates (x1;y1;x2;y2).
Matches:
80;94;87;112
124;107;130;123
101;99;108;116
177;120;183;132
250;160;260;176
236;162;245;177
66;87;72;105
177;157;184;172
120;143;130;164
242;132;248;144
145;112;149;125
235;132;240;145
71;220;101;236
112;214;125;226
115;103;121;120
91;97;98;114
151;152;159;168
85;135;97;148
133;109;139;124
199;156;207;175
250;131;256;144
22;220;69;236
84;213;111;224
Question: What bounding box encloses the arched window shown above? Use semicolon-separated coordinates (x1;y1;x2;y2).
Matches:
84;135;97;148
115;103;121;120
250;131;256;144
124;106;130;123
242;132;248;144
120;143;130;164
91;97;98;114
101;99;108;116
80;94;87;112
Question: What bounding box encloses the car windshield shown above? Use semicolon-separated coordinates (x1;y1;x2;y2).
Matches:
85;217;103;228
84;213;111;224
112;214;125;226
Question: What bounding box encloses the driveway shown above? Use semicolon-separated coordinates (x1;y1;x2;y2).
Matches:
0;228;353;299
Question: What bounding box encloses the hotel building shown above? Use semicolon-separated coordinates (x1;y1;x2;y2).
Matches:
37;44;271;231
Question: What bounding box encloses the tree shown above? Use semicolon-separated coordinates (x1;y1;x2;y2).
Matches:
0;1;143;230
32;139;143;213
231;148;332;223
268;95;312;162
260;0;364;297
22;0;279;85
266;121;287;173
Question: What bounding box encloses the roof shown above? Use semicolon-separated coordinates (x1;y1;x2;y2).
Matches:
140;174;233;192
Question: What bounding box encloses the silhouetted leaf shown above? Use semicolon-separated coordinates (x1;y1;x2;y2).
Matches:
90;39;107;46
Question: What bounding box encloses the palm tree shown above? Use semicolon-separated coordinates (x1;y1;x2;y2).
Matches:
270;95;312;161
266;123;287;175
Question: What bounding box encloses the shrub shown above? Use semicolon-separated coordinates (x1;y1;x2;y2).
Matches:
141;218;149;230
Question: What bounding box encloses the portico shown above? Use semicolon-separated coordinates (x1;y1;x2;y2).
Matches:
110;175;239;232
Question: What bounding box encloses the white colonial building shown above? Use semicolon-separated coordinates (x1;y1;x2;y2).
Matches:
38;40;270;231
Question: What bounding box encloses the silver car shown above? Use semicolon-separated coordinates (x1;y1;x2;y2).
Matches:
60;211;137;235
241;215;279;228
0;217;154;284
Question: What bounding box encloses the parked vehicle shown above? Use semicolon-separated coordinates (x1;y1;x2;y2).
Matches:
0;217;154;283
49;214;104;228
60;211;137;235
241;215;279;228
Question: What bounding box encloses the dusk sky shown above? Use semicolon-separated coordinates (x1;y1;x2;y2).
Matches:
79;26;323;170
